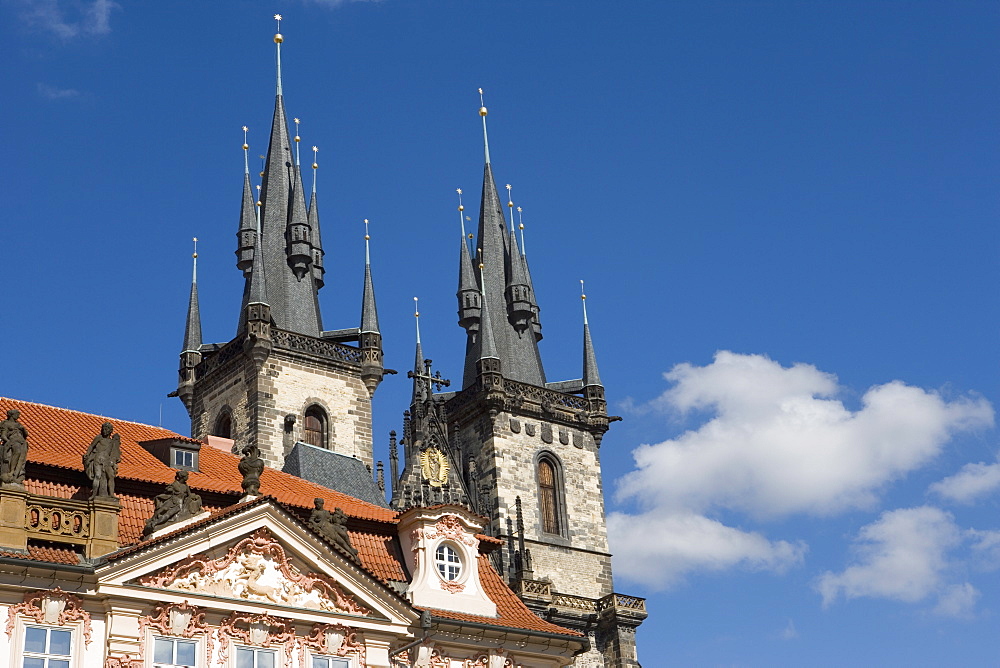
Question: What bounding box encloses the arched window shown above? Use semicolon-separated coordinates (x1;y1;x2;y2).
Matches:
537;455;564;535
213;411;232;439
304;405;328;449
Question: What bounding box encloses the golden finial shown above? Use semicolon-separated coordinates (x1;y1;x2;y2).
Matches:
312;145;319;169
479;87;491;163
364;218;370;240
581;280;589;325
273;14;283;42
517;206;523;229
242;126;250;174
258;154;266;178
505;184;515;232
255;184;261;207
478;247;484;271
457;188;468;246
466;215;473;239
294;118;301;142
192;237;198;259
414;296;419;318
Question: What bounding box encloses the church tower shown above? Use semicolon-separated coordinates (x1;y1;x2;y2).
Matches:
391;98;646;666
173;20;384;469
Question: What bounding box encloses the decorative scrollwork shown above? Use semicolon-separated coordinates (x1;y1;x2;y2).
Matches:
5;589;92;646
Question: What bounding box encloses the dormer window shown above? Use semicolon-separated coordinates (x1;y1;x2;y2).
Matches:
435;544;462;581
171;448;197;470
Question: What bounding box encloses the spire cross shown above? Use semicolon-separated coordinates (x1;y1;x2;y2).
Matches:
408;358;451;393
311;146;319;194
505;183;515;233
242;126;250;174
478;87;491;164
293;118;301;165
580;279;589;325
414;297;421;345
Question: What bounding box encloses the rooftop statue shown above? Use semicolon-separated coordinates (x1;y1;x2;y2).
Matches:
144;470;203;535
83;422;121;500
238;444;265;497
308;497;359;561
0;409;29;487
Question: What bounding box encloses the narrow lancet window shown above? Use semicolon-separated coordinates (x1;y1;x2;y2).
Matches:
304;405;328;449
538;457;562;535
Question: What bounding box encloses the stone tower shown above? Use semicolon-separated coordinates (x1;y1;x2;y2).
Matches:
172;26;384;470
391;103;646;667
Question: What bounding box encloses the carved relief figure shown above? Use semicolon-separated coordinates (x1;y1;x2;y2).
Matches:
419;446;449;487
238;444;264;497
83;422;121;499
144;470;203;535
0;409;29;486
308;498;359;561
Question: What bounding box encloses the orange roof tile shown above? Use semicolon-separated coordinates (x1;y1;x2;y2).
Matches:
2;397;395;523
423;556;581;637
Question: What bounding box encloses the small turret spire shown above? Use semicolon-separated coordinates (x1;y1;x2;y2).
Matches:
248;228;267;305
457;188;482;340
237;128;259;278
273;14;284;96
581;280;602;388
309;145;325;289
479;88;491;164
182;238;202;353
478;250;500;361
505;184;515;233
293;117;301;165
412;297;424;403
360;219;380;334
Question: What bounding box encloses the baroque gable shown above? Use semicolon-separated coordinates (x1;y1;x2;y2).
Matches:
137;527;371;616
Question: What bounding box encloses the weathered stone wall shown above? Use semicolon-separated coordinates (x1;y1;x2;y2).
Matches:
456;409;614;600
191;347;373;470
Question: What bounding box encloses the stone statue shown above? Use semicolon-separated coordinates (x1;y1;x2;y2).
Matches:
144;470;203;535
238;444;264;497
0;409;29;486
308;498;359;561
83;422;121;499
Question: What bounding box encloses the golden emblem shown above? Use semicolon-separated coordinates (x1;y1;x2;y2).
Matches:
419;447;449;488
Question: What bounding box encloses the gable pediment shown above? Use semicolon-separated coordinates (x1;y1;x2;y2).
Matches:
138;527;371;615
95;499;415;629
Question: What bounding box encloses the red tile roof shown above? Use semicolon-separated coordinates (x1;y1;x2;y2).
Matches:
423;556;583;637
0;397;578;639
2;397;395;522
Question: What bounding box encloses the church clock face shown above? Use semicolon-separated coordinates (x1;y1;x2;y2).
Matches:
419;447;450;487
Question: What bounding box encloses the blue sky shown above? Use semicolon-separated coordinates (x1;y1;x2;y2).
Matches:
4;1;999;665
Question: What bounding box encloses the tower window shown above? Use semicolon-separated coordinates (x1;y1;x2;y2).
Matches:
214;411;232;439
537;456;564;536
304;405;328;449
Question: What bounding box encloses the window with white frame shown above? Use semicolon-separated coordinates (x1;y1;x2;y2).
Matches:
311;657;351;668
434;543;462;581
235;647;276;668
153;637;197;668
23;625;72;668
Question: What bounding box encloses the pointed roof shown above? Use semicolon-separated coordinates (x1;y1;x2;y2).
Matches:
411;307;425;404
236;173;258;274
360;226;379;334
181;249;202;353
581;289;602;387
247;230;268;306
478;281;500;362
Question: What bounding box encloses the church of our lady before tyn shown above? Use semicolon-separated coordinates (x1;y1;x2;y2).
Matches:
0;19;645;668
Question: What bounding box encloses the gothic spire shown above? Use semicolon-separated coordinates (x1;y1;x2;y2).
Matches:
518;206;542;341
478;256;500;363
581;281;602;388
412;297;425;404
236;127;257;278
457;188;481;335
248;227;267;307
249;21;322;337
360;220;380;334
309;145;325;290
182;238;202;354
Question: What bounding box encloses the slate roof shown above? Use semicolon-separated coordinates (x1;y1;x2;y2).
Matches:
282;442;389;508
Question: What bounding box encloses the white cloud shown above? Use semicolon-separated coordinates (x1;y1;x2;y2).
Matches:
610;352;993;590
815;506;977;617
37;83;80;100
930;457;1000;504
617;352;992;519
18;0;117;39
779;618;798;640
608;510;806;589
